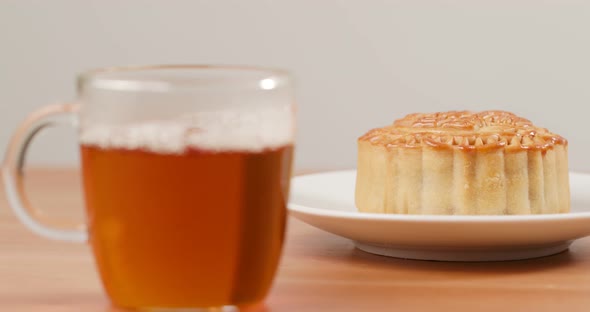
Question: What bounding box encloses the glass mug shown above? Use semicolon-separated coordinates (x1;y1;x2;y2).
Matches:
3;65;295;310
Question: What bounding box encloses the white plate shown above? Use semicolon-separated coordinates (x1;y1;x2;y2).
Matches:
288;170;590;262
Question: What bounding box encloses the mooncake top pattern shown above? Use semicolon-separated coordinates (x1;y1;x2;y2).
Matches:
359;110;566;151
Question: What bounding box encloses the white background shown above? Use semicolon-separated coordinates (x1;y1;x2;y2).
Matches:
1;1;589;171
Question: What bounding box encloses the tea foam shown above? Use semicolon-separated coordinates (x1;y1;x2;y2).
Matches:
79;109;294;153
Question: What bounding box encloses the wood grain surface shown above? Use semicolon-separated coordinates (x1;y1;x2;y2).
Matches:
2;169;590;311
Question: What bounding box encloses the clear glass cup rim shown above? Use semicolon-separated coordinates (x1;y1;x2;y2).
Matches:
77;64;293;92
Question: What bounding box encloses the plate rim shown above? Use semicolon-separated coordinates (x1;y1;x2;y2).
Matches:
289;169;590;223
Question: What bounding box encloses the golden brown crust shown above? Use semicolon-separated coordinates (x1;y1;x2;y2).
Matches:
359;110;567;151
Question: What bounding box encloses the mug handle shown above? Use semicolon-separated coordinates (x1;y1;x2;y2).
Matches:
2;104;87;242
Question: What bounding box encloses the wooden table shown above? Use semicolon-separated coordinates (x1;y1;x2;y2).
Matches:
2;169;590;311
